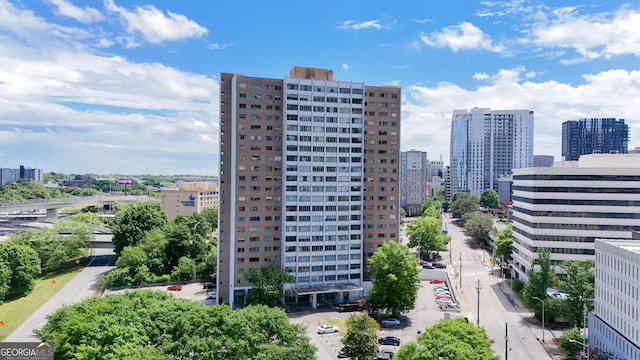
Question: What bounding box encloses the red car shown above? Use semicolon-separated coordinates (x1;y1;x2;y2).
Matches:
430;279;444;284
167;284;183;291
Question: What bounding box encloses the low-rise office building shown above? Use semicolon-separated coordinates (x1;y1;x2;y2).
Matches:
511;154;640;280
160;179;219;220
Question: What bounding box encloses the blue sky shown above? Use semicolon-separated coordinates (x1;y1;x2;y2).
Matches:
1;0;640;175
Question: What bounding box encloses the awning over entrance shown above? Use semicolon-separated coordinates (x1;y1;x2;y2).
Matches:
292;283;363;296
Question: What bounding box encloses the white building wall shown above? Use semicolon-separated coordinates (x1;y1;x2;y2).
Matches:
589;239;640;360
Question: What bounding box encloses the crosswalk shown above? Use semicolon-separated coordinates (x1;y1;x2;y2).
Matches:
460;271;489;277
451;260;480;266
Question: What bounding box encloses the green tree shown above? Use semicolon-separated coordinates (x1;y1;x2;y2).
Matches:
556;260;595;327
367;242;420;317
0;261;11;303
244;262;295;307
493;223;513;265
170;256;197;281
400;207;407;219
463;212;494;245
559;328;585;358
174;212;211;239
200;207;219;233
110;202;168;255
480;189;500;209
342;313;379;360
0;242;41;298
406;216;446;260
116;246;148;275
164;223;194;270
522;248;555;307
138;229;168;276
396;318;498;360
450;193;479;220
36;290;316;360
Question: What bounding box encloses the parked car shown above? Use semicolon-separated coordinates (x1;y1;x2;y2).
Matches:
435;290;451;296
381;318;401;327
422;264;435;269
432;263;447;269
337;348;347;358
206;291;216;299
202;282;215;289
167;284;182;291
317;324;339;334
377;348;395;359
440;303;461;312
378;336;401;346
429;279;444;284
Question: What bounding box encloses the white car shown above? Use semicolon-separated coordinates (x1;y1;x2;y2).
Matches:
317;324;339;334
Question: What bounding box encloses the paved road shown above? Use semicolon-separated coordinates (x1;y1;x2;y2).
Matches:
443;214;553;360
3;263;114;342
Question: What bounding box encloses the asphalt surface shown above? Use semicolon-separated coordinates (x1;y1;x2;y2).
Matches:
3;261;114;342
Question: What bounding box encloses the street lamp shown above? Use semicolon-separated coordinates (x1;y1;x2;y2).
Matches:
475;280;482;326
532;296;545;342
568;339;589;359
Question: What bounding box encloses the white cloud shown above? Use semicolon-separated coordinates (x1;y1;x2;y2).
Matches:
419;22;504;52
529;7;640;61
411;18;432;24
208;43;231;50
104;0;207;44
0;1;218;174
47;0;104;24
401;67;640;164
337;19;388;30
342;63;351;71
392;64;411;70
473;72;489;80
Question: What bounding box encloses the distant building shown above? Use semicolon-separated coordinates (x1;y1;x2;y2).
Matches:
562;118;629;161
589;238;640;360
629;146;640;154
0;168;19;185
497;175;512;204
0;166;43;185
160;179;219;220
449;107;534;199
511;154;640;281
63;179;92;188
533;155;554;167
401;150;429;216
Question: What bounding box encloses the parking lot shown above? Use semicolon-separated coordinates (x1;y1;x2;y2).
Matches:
290;270;471;360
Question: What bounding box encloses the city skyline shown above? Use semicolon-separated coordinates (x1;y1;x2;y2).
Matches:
1;0;640;174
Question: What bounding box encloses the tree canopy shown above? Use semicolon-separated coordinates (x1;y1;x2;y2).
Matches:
0;241;41;299
396;318;498;360
556;260;595;327
522;248;555;308
479;189;500;209
244;262;295;307
462;212;494;246
406;216;447;260
450;193;479;220
367;242;420;317
35;290;316;360
110;202;168;255
342;313;379;360
493;223;513;265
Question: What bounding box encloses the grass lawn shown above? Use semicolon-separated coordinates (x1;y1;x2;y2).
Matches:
0;266;83;341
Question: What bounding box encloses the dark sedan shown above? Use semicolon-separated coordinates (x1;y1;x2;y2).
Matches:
378;336;400;346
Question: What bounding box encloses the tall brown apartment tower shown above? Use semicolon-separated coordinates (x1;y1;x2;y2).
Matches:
218;67;400;308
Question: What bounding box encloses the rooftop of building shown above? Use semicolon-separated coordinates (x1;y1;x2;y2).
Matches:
596;239;640;255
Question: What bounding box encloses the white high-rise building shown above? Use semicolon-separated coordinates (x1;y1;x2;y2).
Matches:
511;154;640;280
589;238;640;360
449;107;534;198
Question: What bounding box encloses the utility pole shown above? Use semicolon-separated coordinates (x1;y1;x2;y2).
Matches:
475;279;482;326
505;323;509;360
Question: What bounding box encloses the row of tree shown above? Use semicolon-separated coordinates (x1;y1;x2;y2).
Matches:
405;198;448;261
102;203;218;287
0;179;97;201
0;213;100;302
339;314;498;360
36;290;316;360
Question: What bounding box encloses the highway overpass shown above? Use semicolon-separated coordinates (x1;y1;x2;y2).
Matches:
0;195;159;218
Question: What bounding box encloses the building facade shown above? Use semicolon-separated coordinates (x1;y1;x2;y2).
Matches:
533;155;554;167
400;150;429;216
160;179;219;220
218;67;401;308
510;154;640;280
589;239;640;360
449;107;534;198
562;118;629;161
